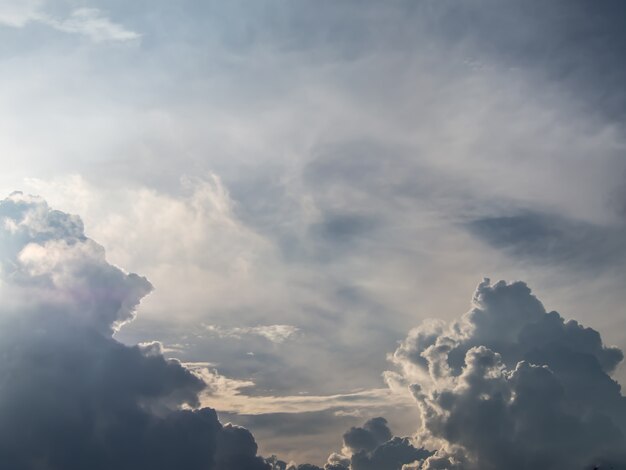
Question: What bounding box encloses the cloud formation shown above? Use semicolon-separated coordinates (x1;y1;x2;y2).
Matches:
339;417;431;470
467;211;626;273
290;417;432;470
2;1;626;463
388;279;626;469
194;364;408;416
0;1;139;42
261;416;430;470
204;324;300;344
0;192;269;469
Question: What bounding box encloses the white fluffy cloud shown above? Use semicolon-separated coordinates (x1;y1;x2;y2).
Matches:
0;191;152;332
22;174;285;325
388;279;626;469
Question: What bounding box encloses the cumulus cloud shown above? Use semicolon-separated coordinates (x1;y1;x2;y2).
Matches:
0;0;139;42
0;192;268;469
388;279;626;469
338;418;431;470
295;417;432;470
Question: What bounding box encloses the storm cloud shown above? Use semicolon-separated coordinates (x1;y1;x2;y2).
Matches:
388;279;626;469
0;192;269;470
308;417;431;470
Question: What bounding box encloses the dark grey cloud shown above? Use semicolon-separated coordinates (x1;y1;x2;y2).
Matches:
0;192;269;470
257;415;429;470
342;418;430;470
467;211;626;271
390;279;626;469
343;417;393;453
310;417;431;470
349;437;431;470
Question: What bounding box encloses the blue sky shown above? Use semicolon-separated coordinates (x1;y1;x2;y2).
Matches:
1;1;626;467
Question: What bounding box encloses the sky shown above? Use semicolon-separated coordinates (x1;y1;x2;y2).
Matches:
0;1;625;469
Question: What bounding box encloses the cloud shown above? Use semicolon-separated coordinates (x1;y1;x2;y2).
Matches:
4;1;626;462
0;1;139;42
205;324;301;344
426;0;626;122
0;0;43;27
296;417;432;470
46;8;141;42
0;192;269;469
467;211;626;273
388;279;626;469
341;418;431;470
267;416;431;470
24;174;283;328
192;364;411;415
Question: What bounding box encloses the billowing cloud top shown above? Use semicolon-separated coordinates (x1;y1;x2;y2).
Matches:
0;191;153;333
0;192;270;469
389;279;626;469
339;417;431;470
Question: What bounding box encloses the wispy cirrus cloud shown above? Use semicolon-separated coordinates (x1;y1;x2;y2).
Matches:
0;1;139;42
188;365;413;416
205;324;301;344
46;8;140;42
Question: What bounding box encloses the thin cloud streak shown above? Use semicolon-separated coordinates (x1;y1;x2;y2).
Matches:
0;0;139;42
191;365;413;416
204;324;301;344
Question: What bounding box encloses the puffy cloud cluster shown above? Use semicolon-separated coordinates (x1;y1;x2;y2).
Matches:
262;417;429;470
388;279;626;469
0;192;269;469
318;417;430;470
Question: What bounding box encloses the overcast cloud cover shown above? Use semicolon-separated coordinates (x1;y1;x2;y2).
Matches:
1;0;626;467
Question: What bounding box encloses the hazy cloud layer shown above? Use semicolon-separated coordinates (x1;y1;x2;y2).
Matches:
388;280;626;469
0;193;268;469
2;0;626;464
204;324;300;344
